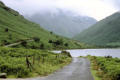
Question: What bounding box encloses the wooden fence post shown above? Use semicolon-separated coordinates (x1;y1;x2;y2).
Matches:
32;56;35;64
26;56;33;71
26;56;30;68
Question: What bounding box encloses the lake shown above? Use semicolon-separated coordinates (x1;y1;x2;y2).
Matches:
53;49;120;58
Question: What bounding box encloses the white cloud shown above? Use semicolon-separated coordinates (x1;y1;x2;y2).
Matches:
103;0;120;10
1;0;119;20
55;0;118;20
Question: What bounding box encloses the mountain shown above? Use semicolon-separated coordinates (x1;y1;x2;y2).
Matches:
0;1;84;49
74;12;120;47
25;9;97;38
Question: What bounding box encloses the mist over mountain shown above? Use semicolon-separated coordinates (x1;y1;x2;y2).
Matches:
74;12;120;47
25;9;97;38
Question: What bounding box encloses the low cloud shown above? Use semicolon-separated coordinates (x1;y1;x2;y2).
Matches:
1;0;119;20
103;0;120;10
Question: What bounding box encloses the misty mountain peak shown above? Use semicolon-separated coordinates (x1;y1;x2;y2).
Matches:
25;9;97;38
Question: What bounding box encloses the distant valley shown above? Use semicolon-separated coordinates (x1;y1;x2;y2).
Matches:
25;9;97;38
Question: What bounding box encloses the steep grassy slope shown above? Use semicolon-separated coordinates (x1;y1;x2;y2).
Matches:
0;1;84;49
74;12;120;47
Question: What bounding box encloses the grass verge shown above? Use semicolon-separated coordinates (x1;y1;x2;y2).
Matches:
88;55;120;80
0;47;72;78
86;56;101;80
90;62;101;80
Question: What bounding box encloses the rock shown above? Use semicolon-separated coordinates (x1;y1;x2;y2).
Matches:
0;73;7;78
61;51;72;57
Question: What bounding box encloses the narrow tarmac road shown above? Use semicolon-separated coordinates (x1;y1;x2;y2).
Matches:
3;58;94;80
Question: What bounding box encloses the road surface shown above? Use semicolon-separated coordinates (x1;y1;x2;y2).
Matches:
3;58;94;80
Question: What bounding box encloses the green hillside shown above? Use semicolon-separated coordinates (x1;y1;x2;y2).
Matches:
74;12;120;47
0;1;84;49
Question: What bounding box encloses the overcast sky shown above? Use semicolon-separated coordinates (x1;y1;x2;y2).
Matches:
1;0;120;21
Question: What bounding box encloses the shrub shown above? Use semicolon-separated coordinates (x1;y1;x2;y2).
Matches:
50;31;53;34
40;43;44;49
53;39;63;46
21;41;27;47
48;40;53;43
2;40;10;45
61;51;72;58
5;28;8;32
33;37;40;42
0;63;29;78
64;43;69;47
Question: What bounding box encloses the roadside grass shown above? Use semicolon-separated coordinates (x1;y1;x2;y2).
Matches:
91;63;101;80
0;47;72;78
88;55;120;80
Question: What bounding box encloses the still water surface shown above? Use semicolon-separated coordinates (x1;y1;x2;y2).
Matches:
53;49;120;58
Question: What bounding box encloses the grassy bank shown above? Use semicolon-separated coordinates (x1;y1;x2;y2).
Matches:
0;47;72;78
88;56;120;80
89;56;101;80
